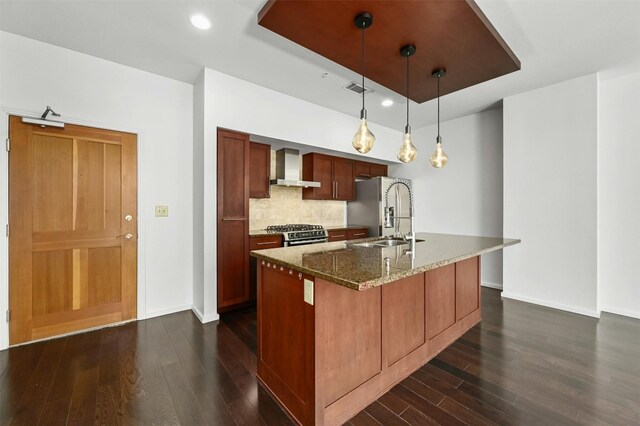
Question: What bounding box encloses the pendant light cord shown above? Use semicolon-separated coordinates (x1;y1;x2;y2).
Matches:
406;54;410;129
361;24;365;112
437;75;440;138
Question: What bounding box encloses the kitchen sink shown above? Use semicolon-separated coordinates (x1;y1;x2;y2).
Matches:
349;237;425;248
372;239;409;247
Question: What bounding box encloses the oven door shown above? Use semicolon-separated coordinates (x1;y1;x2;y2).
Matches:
284;238;328;247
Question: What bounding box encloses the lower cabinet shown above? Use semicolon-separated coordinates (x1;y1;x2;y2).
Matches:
257;255;481;426
346;228;368;240
327;229;347;242
327;228;369;242
249;235;283;302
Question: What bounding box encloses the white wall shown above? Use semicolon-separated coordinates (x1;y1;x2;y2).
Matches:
391;108;505;287
598;71;640;319
503;74;599;317
196;68;402;320
0;31;194;348
192;70;205;319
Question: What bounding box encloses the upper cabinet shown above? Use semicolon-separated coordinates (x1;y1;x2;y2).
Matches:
302;153;355;201
355;160;388;179
249;142;271;198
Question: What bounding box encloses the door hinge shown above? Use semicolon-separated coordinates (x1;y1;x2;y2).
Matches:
5;224;8;237
5;138;9;152
6;310;9;323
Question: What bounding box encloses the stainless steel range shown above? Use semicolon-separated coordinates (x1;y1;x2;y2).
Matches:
266;224;328;247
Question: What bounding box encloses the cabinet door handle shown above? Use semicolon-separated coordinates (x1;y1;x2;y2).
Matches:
353;232;366;237
256;241;278;246
222;217;247;222
335;181;339;199
331;234;345;238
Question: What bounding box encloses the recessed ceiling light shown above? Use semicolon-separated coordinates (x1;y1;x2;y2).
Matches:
190;14;211;30
381;99;394;107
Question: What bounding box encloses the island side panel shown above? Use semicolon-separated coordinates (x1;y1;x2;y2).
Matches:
427;256;481;360
318;257;482;426
383;273;426;366
456;256;480;320
315;279;382;407
257;263;315;425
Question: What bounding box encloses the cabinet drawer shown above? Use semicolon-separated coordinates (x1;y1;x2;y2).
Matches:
250;235;283;251
327;230;347;242
347;229;369;240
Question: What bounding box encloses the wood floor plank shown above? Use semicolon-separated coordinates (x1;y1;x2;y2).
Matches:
162;362;207;426
363;400;410;426
10;338;67;425
66;366;99;426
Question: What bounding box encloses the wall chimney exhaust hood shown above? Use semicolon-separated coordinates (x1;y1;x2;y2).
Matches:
270;148;321;188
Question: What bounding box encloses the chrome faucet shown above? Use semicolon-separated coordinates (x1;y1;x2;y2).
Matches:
383;179;415;243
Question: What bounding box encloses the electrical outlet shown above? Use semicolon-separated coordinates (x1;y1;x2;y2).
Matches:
155;205;169;217
304;279;314;305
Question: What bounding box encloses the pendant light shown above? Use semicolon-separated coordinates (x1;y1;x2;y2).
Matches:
397;44;417;163
352;12;375;154
430;68;449;168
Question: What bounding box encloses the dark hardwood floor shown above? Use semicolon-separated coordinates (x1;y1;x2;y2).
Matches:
2;288;640;425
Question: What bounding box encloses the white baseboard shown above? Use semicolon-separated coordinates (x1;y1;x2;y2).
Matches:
143;304;192;320
481;281;503;290
191;305;220;324
600;306;640;320
501;292;600;318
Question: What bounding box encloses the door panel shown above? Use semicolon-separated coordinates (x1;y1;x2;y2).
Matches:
302;153;333;200
9;115;137;345
220;133;247;217
32;134;74;232
426;263;456;339
333;157;355;201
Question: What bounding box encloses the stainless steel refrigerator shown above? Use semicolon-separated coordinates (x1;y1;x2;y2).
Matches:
347;177;413;238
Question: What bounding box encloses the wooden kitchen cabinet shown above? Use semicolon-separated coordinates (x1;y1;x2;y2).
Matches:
217;129;251;312
327;229;348;242
369;162;388;178
302;153;355;201
249;142;271;198
327;227;369;242
347;228;368;240
333;157;355;200
355;160;388;178
249;235;283;302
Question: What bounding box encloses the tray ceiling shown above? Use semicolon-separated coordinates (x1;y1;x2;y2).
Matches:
258;0;521;104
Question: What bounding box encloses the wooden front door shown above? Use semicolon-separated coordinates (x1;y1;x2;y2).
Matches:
8;115;137;345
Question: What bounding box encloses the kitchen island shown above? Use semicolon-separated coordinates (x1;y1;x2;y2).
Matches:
251;233;519;426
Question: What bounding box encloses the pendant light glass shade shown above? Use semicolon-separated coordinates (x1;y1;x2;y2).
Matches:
353;12;375;154
430;136;448;168
353;114;375;153
397;44;417;163
431;68;448;168
398;131;417;163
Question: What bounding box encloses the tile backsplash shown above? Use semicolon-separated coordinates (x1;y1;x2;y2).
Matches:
250;186;345;230
249;149;346;230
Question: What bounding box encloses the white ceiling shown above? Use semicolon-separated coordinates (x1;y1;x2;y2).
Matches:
1;0;640;130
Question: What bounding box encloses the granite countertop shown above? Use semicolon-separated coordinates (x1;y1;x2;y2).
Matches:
250;233;520;291
249;229;283;237
324;225;369;231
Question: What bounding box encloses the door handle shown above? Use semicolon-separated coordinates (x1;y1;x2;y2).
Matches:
256;241;278;246
222;217;247;222
335;181;339;199
122;233;133;240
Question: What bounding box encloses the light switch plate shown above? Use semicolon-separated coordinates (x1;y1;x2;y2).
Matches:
155;205;169;217
304;279;314;305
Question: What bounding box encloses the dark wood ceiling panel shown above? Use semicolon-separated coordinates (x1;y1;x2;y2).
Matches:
258;0;520;104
